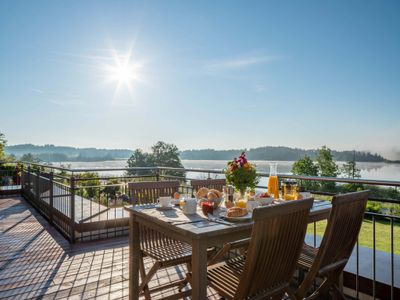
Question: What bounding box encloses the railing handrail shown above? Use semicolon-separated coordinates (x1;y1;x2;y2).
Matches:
2;161;399;187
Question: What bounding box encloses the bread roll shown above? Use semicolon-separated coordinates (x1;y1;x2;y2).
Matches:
227;207;248;217
196;187;209;199
207;191;219;201
209;189;222;198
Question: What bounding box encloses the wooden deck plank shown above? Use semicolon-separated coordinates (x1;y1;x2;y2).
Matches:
0;196;220;299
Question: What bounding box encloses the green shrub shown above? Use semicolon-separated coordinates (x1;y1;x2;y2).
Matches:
366;201;382;214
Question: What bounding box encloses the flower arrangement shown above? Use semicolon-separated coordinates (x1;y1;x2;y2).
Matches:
225;152;259;195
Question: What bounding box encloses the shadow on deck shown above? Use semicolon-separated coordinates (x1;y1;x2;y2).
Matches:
0;196;221;299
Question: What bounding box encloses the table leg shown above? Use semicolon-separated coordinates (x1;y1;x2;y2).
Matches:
129;213;140;300
191;239;208;300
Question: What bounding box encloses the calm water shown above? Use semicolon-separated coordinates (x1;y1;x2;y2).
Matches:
54;160;400;182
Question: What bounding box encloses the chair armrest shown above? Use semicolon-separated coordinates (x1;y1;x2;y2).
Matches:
228;238;251;250
208;238;250;266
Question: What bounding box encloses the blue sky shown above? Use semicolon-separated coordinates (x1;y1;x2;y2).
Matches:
1;1;399;159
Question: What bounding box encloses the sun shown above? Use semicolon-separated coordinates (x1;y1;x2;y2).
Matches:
103;48;145;99
110;64;133;83
108;57;137;84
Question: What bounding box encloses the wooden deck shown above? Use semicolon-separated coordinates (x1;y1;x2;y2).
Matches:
0;196;220;299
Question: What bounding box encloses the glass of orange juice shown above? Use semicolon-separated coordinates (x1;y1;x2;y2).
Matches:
267;162;279;199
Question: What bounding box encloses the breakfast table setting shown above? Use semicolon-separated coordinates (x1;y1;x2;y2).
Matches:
124;153;332;300
125;193;331;300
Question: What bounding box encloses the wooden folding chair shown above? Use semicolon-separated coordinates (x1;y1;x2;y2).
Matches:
191;178;226;192
207;198;314;300
128;180;180;205
128;181;192;299
295;190;369;300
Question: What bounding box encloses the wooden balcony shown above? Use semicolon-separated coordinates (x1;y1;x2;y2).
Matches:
0;196;220;299
1;163;399;299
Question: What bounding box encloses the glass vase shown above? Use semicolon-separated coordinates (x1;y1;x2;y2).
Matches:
235;190;247;208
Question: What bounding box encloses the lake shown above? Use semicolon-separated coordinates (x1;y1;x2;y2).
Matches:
53;160;400;183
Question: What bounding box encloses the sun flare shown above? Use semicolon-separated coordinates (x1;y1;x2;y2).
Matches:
103;48;145;99
110;64;134;83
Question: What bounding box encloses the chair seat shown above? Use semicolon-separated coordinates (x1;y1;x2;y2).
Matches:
207;256;245;299
207;198;314;300
143;241;193;265
208;255;290;300
298;243;319;271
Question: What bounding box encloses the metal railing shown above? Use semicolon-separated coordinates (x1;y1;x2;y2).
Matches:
1;162;399;299
0;162;22;192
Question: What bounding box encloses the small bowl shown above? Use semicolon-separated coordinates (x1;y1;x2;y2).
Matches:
256;196;274;206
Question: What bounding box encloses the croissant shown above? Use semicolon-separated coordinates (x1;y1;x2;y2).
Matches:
227;207;248;217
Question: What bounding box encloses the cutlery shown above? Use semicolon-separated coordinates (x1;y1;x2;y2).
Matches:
207;214;233;226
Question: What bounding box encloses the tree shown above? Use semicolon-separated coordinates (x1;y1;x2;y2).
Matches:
76;172;101;199
126;141;184;178
151;141;184;174
341;160;361;179
341;159;363;192
292;155;318;176
126;149;154;175
0;132;6;161
102;178;121;199
20;153;41;163
0;132;14;162
291;155;319;190
316;146;338;190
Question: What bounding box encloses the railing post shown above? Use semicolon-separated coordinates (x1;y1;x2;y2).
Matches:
35;170;40;203
156;168;160;182
49;171;54;225
19;164;23;188
70;175;76;243
27;165;31;196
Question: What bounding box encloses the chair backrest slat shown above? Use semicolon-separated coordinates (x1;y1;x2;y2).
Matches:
128;181;180;205
191;179;226;192
129;181;181;250
314;190;369;273
235;198;314;299
296;190;369;299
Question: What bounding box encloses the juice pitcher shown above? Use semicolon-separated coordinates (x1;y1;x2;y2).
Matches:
267;162;279;199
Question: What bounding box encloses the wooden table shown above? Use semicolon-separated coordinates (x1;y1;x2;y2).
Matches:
125;200;331;300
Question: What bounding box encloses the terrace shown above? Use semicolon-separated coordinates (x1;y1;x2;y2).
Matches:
0;162;399;299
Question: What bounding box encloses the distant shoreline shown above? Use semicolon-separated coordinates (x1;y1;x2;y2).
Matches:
6;144;399;164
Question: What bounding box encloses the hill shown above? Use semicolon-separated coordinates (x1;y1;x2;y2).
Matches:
180;146;388;162
5;144;392;163
5;144;133;162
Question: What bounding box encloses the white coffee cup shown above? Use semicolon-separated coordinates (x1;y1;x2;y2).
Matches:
158;196;172;207
181;198;197;215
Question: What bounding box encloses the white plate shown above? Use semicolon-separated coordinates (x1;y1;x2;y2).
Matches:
219;211;252;222
155;204;175;211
